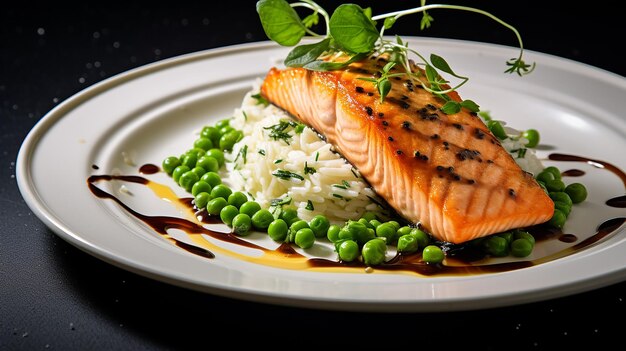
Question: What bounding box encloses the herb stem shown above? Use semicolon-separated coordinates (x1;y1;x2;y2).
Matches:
372;4;526;62
290;1;330;36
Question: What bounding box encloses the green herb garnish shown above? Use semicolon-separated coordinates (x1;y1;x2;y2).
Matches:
304;161;316;175
256;0;534;108
251;93;270;106
272;169;305;181
305;200;315;211
263;119;300;144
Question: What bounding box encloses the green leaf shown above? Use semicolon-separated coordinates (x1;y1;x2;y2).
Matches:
425;64;438;83
329;4;379;53
302;12;319;28
441;101;461;114
303;53;367;71
378;79;392;103
257;0;306;46
420;11;434;30
382;61;395;73
384;17;396;29
460;99;480;112
284;38;330;67
430;53;456;76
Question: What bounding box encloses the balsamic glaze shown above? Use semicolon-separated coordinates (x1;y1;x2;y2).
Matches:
86;154;626;276
607;195;626;208
139;163;159;174
549;153;626;186
561;169;585;177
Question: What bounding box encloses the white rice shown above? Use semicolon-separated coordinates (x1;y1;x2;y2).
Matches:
224;85;543;223
225;85;389;223
500;124;544;176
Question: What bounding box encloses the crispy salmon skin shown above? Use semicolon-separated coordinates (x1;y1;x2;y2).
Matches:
260;56;553;243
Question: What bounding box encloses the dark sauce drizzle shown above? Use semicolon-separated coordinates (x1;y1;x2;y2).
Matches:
87;154;626;276
607;195;626;208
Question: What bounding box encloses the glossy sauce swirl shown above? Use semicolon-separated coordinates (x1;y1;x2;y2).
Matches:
87;153;626;276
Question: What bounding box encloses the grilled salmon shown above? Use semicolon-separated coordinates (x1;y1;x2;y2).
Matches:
260;55;554;243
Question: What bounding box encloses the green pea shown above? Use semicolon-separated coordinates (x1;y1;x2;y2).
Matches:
388;220;401;231
193;137;213;151
181;153;198;169
206;197;228;215
172;165;190;183
554;201;572;216
193;192;212;209
196;156;219;173
185;147;206;159
232;213;252;236
251;209;274;230
410;228;430;248
210;184;232;200
511;238;533;257
239;201;261;217
498;231;513;244
218;125;234;137
227;191;249;208
219;130;240;151
422;245;445;264
190;166;206;178
357;218;375;229
545;179;565;192
162;156;180;175
326;224;341;243
361;211;378;222
220;205;239;226
522;129;540;148
362;238;387;266
536;170;555;184
565;183;587;204
337;240;359;262
369;219;382;228
484;236;508;257
487;120;507;139
205;148;225;167
550;192;573;207
396;226;412;237
191;180;212;197
215;118;230;129
543;166;562;180
289;220;309;234
200;172;222;187
375;222;397;244
309;215;331;238
201;126;220;146
268;219;288;242
337;228;353;241
280;208;299;226
397;234;419;253
549;209;567;229
295;228;315;249
178;171;199;192
514;231;535;246
347;221;373;245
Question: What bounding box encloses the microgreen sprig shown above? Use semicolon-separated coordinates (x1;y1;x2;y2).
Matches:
257;0;534;110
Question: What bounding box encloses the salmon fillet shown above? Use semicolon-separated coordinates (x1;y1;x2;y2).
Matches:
260;56;554;244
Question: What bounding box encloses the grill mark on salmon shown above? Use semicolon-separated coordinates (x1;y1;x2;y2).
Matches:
260;55;554;243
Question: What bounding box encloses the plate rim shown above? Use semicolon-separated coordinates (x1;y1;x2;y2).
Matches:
16;38;626;312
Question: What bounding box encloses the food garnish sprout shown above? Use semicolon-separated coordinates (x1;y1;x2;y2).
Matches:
256;0;535;111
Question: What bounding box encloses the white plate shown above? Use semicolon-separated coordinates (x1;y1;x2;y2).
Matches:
17;39;626;312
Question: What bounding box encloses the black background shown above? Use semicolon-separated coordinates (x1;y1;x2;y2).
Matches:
2;1;625;349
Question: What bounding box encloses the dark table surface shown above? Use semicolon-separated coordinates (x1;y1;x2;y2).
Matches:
2;1;625;349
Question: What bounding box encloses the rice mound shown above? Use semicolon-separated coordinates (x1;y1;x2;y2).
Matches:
225;86;544;223
226;87;389;223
